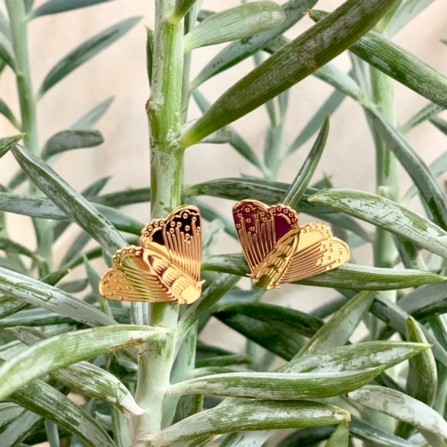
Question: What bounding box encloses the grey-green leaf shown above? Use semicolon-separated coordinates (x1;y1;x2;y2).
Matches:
0;133;23;158
38;17;140;96
191;0;318;89
71;96;114;129
349;385;447;438
283;117;329;207
11;144;127;253
184;2;285;53
42;129;104;158
10;380;116;447
149;400;350;447
30;0;114;18
168;368;385;400
0;266;115;326
309;188;447;258
0;325;168;400
181;0;400;147
204;254;444;290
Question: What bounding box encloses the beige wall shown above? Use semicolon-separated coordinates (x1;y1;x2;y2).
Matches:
1;1;446;350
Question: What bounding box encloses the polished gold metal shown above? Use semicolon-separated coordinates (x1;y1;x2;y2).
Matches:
100;206;203;304
233;199;350;290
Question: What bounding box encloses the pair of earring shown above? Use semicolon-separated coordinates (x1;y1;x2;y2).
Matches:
99;200;350;305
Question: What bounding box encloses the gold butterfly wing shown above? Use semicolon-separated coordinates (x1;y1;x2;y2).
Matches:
282;223;350;283
140;205;202;282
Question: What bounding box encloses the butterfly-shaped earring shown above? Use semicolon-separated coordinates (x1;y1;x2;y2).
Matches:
100;205;203;304
233;199;350;290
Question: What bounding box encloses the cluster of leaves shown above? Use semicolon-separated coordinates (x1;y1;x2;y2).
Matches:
0;0;447;446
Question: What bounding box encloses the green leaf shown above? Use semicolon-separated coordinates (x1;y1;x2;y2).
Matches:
366;111;447;229
401;102;443;133
385;0;435;37
168;367;385;400
0;308;72;327
10;380;116;447
349;385;447;439
192;90;262;169
0;325;168;400
184;2;285;53
0;266;115;326
283;117;329;207
300;291;375;355
181;0;400;147
30;0;114;18
0;409;41;446
0;32;16;70
350;418;415;447
0;192;142;235
287;89;345;155
177;273;240;341
10;326;143;415
42;129;104;158
0;236;43;263
309;188;447;258
430;115;447;135
399;280;447;319
0;133;23;158
0;99;20;129
71;96;114;129
406;317;437;406
284;341;430;374
11;144;127;253
191;0;318;88
38;17;140;97
150;400;350;447
172;0;198;22
204;254;444;290
325;423;349;447
214;302;323;360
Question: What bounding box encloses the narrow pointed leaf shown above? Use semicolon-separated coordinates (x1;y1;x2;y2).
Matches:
0;32;16;70
181;0;399;147
309;188;447;258
192;90;262;169
214;302;323;360
0;134;23;158
173;0;198;21
149;400;350;447
0;325;168;400
9;326;143;415
284;341;430;374
0;99;20;128
367;111;447;229
401;102;443;133
204;254;444;290
10;380;115;447
430;115;447;135
399;281;447;319
0;267;115;326
283;117;329;207
300;291;375;355
287;89;345;155
191;0;317;88
0;192;142;235
406;317;437;405
39;17;140;96
71;96;114;129
177;273;240;341
42;129;103;158
350;418;415;447
349;385;447;438
11;144;127;253
326;423;349;446
0;410;41;446
168;368;385;400
184;2;285;53
31;0;114;18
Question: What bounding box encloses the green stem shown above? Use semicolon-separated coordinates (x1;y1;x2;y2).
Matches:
6;0;52;275
131;1;185;444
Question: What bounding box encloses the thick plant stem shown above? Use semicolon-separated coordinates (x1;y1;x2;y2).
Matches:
6;0;52;275
131;1;184;444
